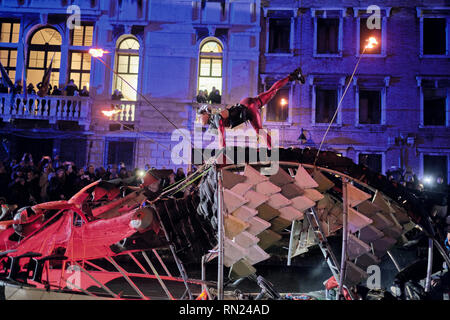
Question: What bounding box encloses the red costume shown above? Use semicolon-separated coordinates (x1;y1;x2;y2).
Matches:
217;76;291;149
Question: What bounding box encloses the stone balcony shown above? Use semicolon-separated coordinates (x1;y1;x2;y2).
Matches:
0;93;142;131
0;93;91;129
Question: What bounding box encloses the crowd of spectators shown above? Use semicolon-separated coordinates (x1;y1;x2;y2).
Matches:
0;153;192;212
0;79;89;97
196;87;222;104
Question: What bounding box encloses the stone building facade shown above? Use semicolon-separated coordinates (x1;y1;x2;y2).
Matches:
0;0;448;185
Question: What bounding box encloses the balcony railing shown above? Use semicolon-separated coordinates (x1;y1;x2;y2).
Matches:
110;101;137;123
0;93;91;128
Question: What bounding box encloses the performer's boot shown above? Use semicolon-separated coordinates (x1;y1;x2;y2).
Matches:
289;67;306;84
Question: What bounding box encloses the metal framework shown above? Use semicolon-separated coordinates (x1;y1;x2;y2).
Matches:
221;161;449;300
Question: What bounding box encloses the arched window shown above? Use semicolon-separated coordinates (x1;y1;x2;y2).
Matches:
198;40;223;98
113;37;140;101
27;27;62;88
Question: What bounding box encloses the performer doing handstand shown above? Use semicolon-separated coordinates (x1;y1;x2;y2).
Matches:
198;67;306;150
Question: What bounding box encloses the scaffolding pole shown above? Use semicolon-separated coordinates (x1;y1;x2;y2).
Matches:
337;178;349;300
217;168;224;300
425;238;434;293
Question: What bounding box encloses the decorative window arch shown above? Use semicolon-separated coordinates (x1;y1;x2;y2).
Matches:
198;39;223;98
27;27;62;88
113;36;140;101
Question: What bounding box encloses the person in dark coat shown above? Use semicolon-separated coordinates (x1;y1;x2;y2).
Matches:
64;79;79;96
48;168;66;201
8;176;29;208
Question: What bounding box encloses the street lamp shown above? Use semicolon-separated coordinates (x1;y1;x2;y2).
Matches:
89;48;109;58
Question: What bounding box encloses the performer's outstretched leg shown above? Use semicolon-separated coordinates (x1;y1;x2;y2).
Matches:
237;68;305;150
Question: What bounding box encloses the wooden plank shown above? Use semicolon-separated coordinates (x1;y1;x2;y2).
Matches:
232;205;258;222
269;168;294;187
359;225;384;243
372;236;397;258
256;203;281;221
303;188;324;202
269;216;292;233
266;193;292;209
245;244;271;265
347;184;371;208
279;206;304;221
291;196;316;212
281;183;304;199
224;238;247;267
348;207;373;233
356;201;381;217
229;259;257;280
243;164;269;185
344;261;368;287
246;216;271;236
310;170;335;192
222;169;247;190
355;252;381;270
294;165;319;189
372;192;391;214
244;190;269;209
223;189;248;214
224;215;249;239
347;233;371;260
257;229;282;250
230;183;254;196
371;212;394;231
255;181;282;196
234;231;260;248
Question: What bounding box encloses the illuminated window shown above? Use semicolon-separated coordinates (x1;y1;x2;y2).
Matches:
359;18;382;54
27;28;62;88
0;48;17;79
0;20;20;43
69;51;91;91
71;24;94;47
266;87;289;122
113;37;140;101
354;7;389;57
198;40;223;96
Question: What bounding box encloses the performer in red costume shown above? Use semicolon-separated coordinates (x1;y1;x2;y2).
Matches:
198;67;306;150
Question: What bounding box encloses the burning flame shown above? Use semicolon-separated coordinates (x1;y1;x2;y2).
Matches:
89;48;109;58
102;109;121;117
196;290;208;300
365;37;378;49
